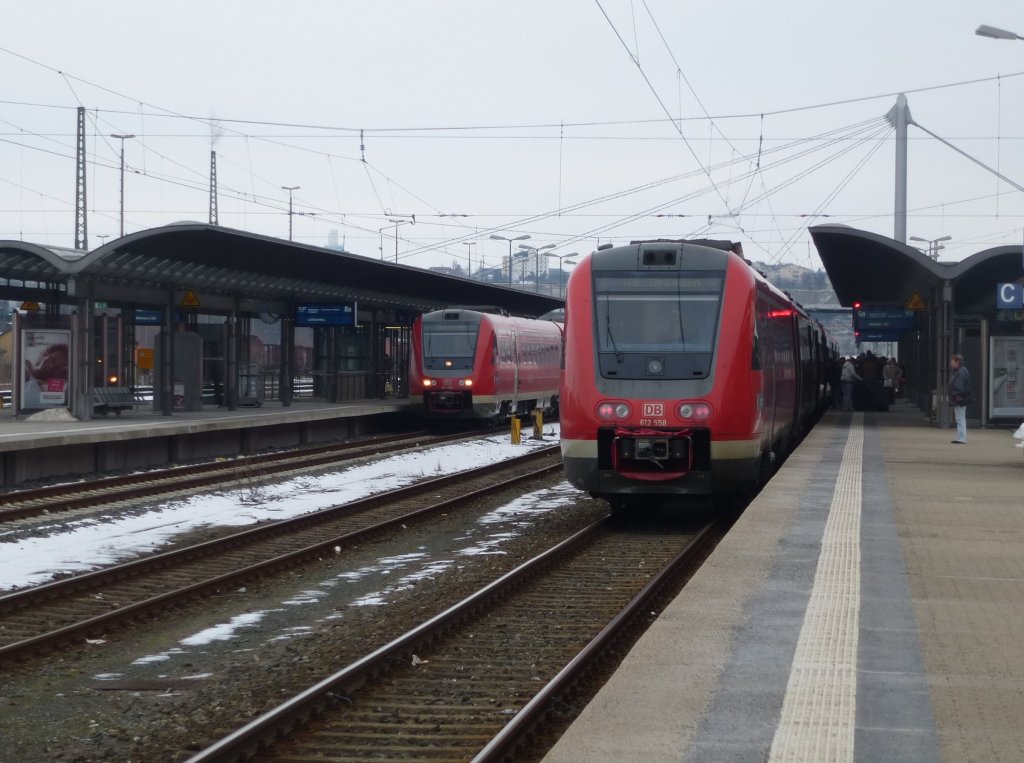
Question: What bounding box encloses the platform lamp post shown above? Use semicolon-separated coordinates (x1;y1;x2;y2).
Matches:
909;235;951;261
387;217;414;262
490;233;530;286
977;24;1024;269
545;252;578;297
976;24;1024;42
110;134;134;238
518;243;555;292
281;185;300;241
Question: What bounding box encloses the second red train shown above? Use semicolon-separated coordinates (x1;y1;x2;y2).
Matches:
408;307;563;421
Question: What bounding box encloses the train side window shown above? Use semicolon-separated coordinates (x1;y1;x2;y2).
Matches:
751;326;762;370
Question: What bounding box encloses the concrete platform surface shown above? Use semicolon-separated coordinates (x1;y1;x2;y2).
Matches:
544;401;1024;762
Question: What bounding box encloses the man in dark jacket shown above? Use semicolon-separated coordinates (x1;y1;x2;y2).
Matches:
948;353;971;444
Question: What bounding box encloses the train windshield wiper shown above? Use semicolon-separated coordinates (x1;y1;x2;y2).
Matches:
604;305;624;363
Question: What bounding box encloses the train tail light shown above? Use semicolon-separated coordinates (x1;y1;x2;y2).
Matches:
677;402;713;421
596;401;631;421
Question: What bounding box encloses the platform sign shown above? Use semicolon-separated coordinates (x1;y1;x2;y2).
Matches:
134;309;162;325
856;330;904;343
856;307;916;331
295;302;357;327
997;283;1024;309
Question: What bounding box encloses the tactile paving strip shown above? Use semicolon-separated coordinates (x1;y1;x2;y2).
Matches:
769;414;863;762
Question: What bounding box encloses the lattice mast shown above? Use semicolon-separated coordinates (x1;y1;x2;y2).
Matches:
209;150;219;225
75;107;88;249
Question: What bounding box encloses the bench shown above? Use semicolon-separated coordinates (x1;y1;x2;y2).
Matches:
93;386;136;416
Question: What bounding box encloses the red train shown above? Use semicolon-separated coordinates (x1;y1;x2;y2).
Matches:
409;308;563;420
560;239;834;507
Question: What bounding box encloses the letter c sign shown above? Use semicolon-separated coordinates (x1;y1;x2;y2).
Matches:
997;283;1024;309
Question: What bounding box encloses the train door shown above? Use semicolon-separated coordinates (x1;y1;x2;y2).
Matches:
756;292;778;451
511;330;520;414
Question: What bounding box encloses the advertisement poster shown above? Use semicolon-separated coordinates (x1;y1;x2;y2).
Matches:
990;336;1024;418
21;329;71;410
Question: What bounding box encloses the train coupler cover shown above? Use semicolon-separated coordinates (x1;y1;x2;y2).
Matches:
610;427;694;481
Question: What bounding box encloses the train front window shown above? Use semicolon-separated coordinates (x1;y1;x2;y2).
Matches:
594;272;723;379
422;322;478;370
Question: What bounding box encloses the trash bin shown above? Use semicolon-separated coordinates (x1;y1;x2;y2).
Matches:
238;363;264;407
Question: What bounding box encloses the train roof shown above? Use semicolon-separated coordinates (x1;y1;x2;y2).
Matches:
626;238;744;257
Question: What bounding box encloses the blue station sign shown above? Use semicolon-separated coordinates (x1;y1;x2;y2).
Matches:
997;283;1024;309
295;302;357;327
134;309;163;325
856;307;917;331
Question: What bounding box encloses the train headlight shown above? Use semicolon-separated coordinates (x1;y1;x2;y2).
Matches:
444;359;453;368
423;378;435;387
459;379;473;387
596;401;631;421
677;402;713;421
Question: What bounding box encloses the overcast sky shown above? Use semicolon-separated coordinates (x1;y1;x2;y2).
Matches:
3;1;1024;272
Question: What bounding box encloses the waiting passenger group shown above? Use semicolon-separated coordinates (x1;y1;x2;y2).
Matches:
831;351;903;413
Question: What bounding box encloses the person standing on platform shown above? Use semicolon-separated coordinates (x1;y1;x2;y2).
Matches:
840;356;861;412
948;353;971;444
883;357;901;403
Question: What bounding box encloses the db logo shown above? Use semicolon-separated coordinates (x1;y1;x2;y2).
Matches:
642;402;664;416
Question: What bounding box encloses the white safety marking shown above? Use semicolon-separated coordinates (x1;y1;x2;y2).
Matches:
768;414;863;763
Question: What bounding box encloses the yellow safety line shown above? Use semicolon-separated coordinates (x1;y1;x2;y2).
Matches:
769;413;863;763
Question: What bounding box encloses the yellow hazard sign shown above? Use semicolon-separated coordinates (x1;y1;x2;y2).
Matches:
906;292;926;311
180;289;201;308
19;301;41;311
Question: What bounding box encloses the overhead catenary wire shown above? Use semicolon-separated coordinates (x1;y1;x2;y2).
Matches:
3;40;1024;264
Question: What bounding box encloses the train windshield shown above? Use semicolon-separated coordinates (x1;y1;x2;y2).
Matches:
594;272;723;378
422;322;478;370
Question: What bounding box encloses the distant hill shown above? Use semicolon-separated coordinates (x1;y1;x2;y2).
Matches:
750;261;841;310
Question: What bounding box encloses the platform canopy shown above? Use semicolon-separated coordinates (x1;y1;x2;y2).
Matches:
0;223;563;318
809;224;1023;312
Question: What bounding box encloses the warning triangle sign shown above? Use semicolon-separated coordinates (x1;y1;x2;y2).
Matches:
180;289;201;308
906;292;926;311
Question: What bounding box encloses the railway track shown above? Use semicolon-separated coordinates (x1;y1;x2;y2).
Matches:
0;429;483;523
185;514;728;763
0;446;561;664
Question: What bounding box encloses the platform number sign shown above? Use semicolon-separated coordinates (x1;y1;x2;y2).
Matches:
997;283;1024;309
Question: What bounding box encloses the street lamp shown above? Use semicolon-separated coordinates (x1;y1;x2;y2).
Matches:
977;24;1024;270
976;24;1023;41
545;252;579;297
463;242;476;277
386;217;414;262
490;233;531;285
110;134;134;237
281;185;300;240
518;243;556;292
909;235;952;261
